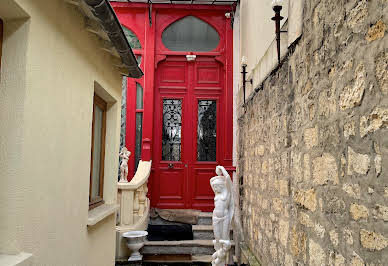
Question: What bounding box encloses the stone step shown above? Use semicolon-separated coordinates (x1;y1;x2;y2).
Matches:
142;254;212;265
197;212;212;225
192;225;233;240
142;239;234;256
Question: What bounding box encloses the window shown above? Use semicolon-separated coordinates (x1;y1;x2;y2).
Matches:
197;100;217;161
0;18;3;73
89;94;107;209
134;83;143;171
162;99;182;161
122;25;141;50
162;16;220;52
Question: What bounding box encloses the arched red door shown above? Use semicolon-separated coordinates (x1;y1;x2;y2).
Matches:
152;11;233;212
113;3;234;212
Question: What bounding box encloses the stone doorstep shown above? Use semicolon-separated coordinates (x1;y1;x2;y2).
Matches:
145;239;215;247
192;225;233;240
197;212;212;225
142;254;212;263
142;239;235;255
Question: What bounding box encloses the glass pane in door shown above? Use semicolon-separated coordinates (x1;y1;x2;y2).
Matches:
162;99;182;161
197;100;217;161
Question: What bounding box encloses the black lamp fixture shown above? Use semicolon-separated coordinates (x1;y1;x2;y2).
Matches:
241;56;252;112
271;0;286;64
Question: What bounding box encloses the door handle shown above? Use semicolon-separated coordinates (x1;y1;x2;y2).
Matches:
168;163;174;169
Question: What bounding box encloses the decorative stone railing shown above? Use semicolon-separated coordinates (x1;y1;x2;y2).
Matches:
117;160;152;231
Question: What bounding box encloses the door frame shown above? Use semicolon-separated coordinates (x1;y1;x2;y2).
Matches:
112;3;234;210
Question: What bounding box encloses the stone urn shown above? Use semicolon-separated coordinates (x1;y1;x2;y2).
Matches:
123;231;148;261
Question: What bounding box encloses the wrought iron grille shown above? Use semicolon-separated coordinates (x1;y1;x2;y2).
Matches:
162;99;182;161
197;100;217;161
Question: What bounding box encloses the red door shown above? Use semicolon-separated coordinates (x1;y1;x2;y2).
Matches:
153;55;226;211
112;3;234;212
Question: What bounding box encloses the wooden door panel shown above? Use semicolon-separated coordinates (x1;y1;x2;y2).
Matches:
197;66;220;84
192;168;215;199
159;169;185;200
160;65;186;83
191;168;215;212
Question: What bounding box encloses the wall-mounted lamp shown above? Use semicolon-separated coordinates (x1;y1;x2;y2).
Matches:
271;0;287;64
241;56;252;111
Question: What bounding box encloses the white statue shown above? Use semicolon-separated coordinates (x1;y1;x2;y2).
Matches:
119;147;131;183
212;239;232;266
210;165;234;266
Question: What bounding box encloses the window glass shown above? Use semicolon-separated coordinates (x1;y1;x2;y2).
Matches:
122;25;141;49
136;83;143;109
91;105;103;198
197;100;217;161
162;16;220;52
162;99;182;161
135;113;143;171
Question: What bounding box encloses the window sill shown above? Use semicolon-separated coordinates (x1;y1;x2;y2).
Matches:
0;252;33;266
87;203;119;226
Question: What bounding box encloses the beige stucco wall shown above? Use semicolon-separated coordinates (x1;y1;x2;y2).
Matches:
239;0;288;72
238;0;289;108
0;0;123;265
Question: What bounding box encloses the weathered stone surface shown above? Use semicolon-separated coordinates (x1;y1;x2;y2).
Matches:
312;153;338;185
329;251;345;266
342;183;361;199
326;195;346;214
304;154;311;181
344;228;354;245
279;179;289;196
314;223;325;238
339;64;366;110
360;107;388;137
299;212;313;227
375;51;388;94
304;126;318;149
284;253;293;266
344;120;356;140
350;252;365;266
366;20;386;42
269;242;277;263
291;151;302;182
257;145;265;156
329;230;339;247
350;203;369;220
360;229;388;251
238;0;388;264
294;189;317;211
375;155;382;176
273;198;283;213
346;0;368;33
348;147;370;175
291;228;306;257
279;219;289;247
373;204;388;221
309;240;325;266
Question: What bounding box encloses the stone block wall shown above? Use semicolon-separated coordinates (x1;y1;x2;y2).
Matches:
238;0;387;265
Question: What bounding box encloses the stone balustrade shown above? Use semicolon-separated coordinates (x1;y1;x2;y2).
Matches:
117;160;152;231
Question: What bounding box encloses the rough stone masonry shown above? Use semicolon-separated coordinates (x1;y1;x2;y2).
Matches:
238;0;387;265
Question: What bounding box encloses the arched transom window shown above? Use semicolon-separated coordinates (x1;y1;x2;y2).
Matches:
162;16;220;52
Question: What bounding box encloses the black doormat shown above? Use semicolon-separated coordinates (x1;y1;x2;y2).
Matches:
147;224;193;241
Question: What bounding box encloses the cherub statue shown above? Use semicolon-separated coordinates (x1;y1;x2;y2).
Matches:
119;147;131;183
210;165;234;266
211;239;232;266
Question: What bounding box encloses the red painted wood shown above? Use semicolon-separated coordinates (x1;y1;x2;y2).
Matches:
112;2;234;211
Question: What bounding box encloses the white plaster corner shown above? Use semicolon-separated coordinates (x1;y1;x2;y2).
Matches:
288;0;304;46
87;204;119;226
0;252;33;266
